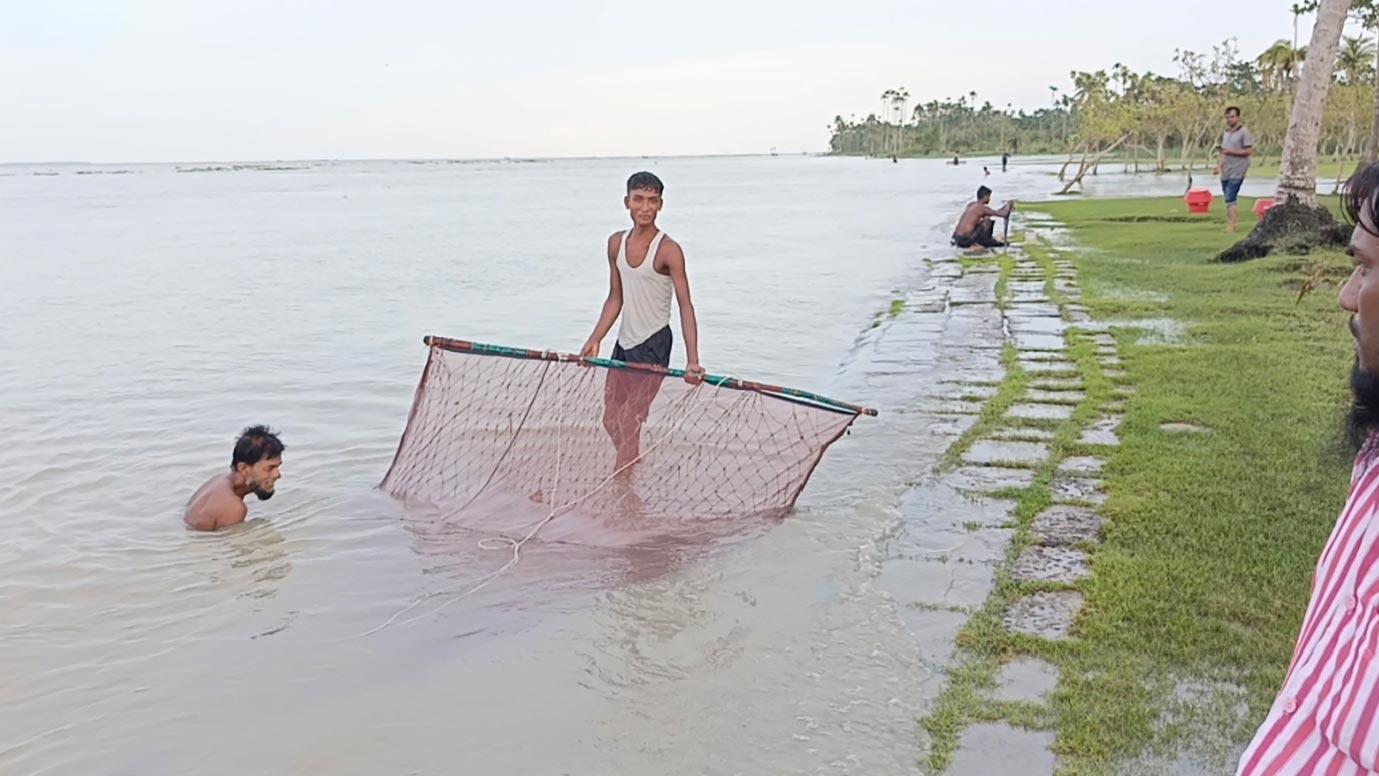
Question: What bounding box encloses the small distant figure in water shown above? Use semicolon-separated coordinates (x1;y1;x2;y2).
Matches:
983;166;991;176
582;172;704;478
1002;152;1010;172
891;154;898;163
949;156;960;166
184;425;284;532
952;185;1015;250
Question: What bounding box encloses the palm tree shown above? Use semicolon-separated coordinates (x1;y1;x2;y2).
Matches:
879;89;897;156
891;87;910;156
1277;0;1355;207
1338;34;1377;82
1293;2;1306;51
1257;39;1307;89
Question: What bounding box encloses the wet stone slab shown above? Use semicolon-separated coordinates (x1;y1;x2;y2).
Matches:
895;607;968;670
1011;546;1092;583
1070;320;1110;333
1021;361;1079;375
1019;352;1068;363
987;427;1056;442
963;440;1049;467
917;400;986;416
1008;316;1068;335
1030;377;1085;392
1007;303;1062;318
993;658;1061;704
949;288;999;305
881;556;997;609
946;723;1056;776
947;466;1037;494
1007;403;1075;422
900;481;1016;532
1052;476;1107;505
1080;416;1122;446
1014;333;1066;351
1004;591;1084;640
927;383;1000;401
938;368;1007;386
1027;389;1085;404
1161;422;1212;434
1058;456;1105;475
921;414;981;438
1031;505;1105;547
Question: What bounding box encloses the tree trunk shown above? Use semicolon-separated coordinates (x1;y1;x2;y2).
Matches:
1156;134;1167;173
1276;0;1354;207
1058;135;1131;194
1057;147;1078;181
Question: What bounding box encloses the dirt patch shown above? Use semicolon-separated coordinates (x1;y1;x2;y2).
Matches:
1216;197;1351;263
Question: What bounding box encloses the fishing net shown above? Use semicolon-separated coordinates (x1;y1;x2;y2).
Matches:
380;338;873;538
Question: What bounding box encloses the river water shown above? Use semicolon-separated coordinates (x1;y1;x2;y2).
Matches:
0;155;1263;775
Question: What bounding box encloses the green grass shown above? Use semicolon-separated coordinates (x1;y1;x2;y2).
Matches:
1013;196;1354;772
918;195;1358;773
1038;155;1362;193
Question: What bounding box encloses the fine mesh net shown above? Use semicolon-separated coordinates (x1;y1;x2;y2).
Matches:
380;339;866;537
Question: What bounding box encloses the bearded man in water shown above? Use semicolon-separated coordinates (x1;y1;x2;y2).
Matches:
183;425;284;531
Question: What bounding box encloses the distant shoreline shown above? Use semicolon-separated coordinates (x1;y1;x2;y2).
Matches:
0;151;827;168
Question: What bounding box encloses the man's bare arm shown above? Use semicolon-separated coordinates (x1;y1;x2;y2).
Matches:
581;233;625;358
662;240;703;379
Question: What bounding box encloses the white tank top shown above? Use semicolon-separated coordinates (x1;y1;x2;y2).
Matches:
616;229;673;349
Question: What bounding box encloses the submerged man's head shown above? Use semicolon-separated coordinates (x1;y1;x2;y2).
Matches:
1340;163;1379;451
625;171;664;227
231;425;284;500
976;185;992;204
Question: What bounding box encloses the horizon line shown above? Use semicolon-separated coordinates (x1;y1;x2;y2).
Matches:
0;150;827;167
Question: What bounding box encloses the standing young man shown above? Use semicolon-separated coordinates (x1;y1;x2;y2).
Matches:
1215;106;1254;234
581;172;704;474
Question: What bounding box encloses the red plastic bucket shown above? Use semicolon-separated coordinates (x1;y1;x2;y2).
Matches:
1185;189;1213;214
1253;198;1276;219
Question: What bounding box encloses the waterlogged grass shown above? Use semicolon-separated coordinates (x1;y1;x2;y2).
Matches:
919;197;1358;773
1032;197;1352;772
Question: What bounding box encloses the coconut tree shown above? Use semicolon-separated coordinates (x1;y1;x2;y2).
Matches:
1338;34;1376;83
1277;0;1354;207
1220;0;1354;261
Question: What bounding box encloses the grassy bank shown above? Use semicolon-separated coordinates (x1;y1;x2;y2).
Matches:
924;196;1358;774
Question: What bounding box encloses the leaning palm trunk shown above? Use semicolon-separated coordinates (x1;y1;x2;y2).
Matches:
1276;0;1353;207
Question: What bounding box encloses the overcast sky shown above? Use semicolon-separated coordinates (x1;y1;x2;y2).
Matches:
1;1;1348;163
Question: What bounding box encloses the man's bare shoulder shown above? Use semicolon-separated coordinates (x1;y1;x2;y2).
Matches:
607;231;623;260
655;235;685;272
659;235;684;259
184;476;247;531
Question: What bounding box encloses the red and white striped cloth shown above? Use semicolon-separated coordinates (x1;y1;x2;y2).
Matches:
1239;438;1379;775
